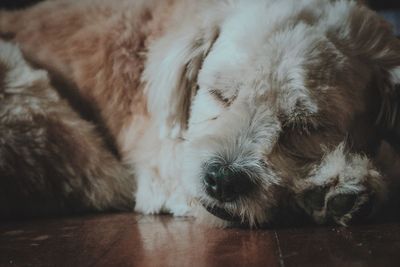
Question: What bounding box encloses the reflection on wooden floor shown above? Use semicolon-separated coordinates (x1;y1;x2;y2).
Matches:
1;213;400;266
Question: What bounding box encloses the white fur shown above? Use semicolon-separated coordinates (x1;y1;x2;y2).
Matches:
129;0;390;226
5;0;379;226
0;41;48;90
295;143;385;225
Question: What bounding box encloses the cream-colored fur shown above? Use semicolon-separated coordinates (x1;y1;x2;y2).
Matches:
1;0;399;226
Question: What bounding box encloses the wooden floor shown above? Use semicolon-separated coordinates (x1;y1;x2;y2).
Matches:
0;213;400;267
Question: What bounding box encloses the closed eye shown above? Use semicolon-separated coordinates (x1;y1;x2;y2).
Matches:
281;114;319;134
209;89;236;106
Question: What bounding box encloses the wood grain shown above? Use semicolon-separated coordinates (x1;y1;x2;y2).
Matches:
1;213;400;267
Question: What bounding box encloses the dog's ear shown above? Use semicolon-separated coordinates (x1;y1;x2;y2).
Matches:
375;67;400;152
359;12;400;152
143;24;219;139
331;3;400;152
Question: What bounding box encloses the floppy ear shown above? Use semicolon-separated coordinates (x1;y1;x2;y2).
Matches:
354;11;400;152
376;67;400;152
333;3;400;152
359;12;400;152
143;24;219;139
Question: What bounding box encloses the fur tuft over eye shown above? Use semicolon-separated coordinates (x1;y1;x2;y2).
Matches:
209;89;236;106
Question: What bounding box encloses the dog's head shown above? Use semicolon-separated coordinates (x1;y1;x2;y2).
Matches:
144;0;400;226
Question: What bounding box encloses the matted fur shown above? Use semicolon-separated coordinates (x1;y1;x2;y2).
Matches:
0;0;399;226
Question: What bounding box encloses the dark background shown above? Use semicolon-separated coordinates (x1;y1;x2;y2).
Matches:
369;0;400;10
0;0;42;9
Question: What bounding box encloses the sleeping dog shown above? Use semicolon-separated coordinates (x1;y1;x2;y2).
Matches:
0;0;400;226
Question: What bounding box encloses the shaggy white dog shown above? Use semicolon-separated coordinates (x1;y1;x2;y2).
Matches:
0;0;399;226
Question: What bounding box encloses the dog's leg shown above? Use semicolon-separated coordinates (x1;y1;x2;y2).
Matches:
293;143;386;226
0;41;135;218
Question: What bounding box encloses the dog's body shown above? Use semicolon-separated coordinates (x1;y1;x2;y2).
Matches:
1;0;400;226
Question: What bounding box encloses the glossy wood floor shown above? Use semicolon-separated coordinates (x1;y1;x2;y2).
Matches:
1;213;400;267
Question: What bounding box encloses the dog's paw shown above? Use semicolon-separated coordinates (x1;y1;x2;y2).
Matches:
298;183;374;226
295;148;385;226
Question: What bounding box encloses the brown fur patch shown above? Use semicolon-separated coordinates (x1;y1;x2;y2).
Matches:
2;0;179;150
0;46;135;218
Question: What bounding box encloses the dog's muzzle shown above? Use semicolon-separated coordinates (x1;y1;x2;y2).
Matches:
203;163;255;202
201;163;256;222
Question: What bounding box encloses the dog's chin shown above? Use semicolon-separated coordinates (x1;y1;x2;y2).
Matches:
201;202;242;223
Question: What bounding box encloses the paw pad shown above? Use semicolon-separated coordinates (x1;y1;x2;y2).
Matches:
327;193;357;217
302;187;327;211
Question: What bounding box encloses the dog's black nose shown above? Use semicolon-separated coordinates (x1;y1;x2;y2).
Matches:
204;165;254;202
